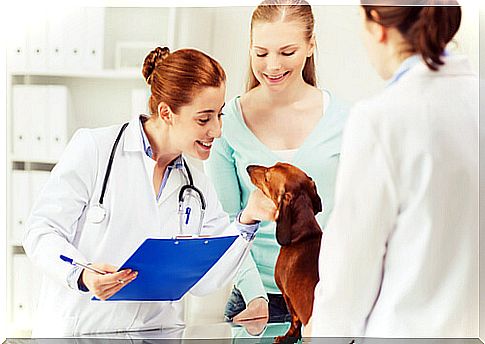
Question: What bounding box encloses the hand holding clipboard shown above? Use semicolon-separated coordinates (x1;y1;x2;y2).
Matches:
62;235;238;301
60;255;138;300
100;235;238;301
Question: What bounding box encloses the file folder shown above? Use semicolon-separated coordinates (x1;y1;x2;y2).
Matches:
94;235;239;301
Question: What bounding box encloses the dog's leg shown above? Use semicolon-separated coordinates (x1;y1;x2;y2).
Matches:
274;297;302;344
274;315;302;343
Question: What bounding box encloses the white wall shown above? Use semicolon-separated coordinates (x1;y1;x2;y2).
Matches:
313;6;385;103
208;5;478;105
211;6;253;100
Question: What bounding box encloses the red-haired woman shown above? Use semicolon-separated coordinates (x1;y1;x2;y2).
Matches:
311;2;478;338
23;47;276;337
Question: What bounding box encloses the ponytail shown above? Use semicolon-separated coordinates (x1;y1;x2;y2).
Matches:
362;1;461;71
408;6;461;70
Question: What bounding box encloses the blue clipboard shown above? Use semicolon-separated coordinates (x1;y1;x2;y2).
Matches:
94;235;238;301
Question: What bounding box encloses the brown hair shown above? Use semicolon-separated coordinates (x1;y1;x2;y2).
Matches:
362;0;461;71
142;47;226;115
246;0;317;91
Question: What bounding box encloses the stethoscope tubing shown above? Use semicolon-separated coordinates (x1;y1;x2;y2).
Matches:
93;121;207;234
99;122;129;205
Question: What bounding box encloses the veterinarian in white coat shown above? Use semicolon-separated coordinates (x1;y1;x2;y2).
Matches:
309;3;478;338
23;47;277;337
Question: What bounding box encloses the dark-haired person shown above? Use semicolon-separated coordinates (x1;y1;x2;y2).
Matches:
309;2;478;338
205;0;349;325
23;47;277;337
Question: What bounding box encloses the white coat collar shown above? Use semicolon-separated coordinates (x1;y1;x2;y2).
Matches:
122;116;147;152
407;54;475;80
430;54;476;76
386;54;421;87
384;54;475;92
121;116;190;205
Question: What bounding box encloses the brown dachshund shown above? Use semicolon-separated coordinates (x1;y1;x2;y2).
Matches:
247;162;323;343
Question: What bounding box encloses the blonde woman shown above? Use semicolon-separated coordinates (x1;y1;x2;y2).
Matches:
206;0;349;324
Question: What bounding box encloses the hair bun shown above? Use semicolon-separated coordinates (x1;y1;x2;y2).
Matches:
142;46;171;85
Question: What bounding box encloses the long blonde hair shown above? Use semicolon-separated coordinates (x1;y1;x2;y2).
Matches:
246;0;317;91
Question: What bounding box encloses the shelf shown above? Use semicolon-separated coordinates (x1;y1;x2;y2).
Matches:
8;243;25;251
10;69;143;80
10;157;58;165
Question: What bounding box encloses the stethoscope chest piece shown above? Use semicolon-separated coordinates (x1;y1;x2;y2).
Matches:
86;204;107;224
85;122;129;225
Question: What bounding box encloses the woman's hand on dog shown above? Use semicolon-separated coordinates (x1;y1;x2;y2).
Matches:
233;297;269;330
80;263;138;300
237;317;268;336
240;189;277;224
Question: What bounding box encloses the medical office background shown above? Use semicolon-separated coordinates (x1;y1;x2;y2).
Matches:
2;2;481;339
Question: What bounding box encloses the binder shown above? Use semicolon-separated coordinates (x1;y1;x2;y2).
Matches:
7;8;29;72
30;86;49;159
12;85;33;157
95;235;238;302
13;254;33;328
27;9;48;72
47;85;68;160
12;85;68;161
83;7;105;71
63;8;84;71
11;170;30;244
47;8;67;71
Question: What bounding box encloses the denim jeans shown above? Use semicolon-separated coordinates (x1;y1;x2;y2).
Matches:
224;286;292;323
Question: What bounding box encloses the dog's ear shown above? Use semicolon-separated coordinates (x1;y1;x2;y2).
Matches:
309;180;322;215
276;192;293;246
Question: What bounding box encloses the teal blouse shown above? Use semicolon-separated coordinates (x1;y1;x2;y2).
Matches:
205;92;349;303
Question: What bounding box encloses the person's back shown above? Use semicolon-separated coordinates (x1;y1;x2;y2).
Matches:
311;3;478;338
358;54;478;337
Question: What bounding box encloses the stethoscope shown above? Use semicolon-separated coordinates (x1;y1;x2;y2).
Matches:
85;122;207;235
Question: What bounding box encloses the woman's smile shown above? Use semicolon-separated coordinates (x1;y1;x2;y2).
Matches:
196;140;213;151
263;71;290;84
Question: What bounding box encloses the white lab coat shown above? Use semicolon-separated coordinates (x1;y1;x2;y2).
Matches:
23;117;252;337
311;55;478;338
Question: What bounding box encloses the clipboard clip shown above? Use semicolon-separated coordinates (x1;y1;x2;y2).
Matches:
174;235;212;239
171;235;212;245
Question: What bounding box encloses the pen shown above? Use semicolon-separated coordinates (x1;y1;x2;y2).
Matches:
60;255;107;275
60;255;128;285
185;207;191;225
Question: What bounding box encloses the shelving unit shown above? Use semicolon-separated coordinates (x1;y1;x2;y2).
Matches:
6;70;149;338
10;69;141;79
5;7;175;336
5;5;248;337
